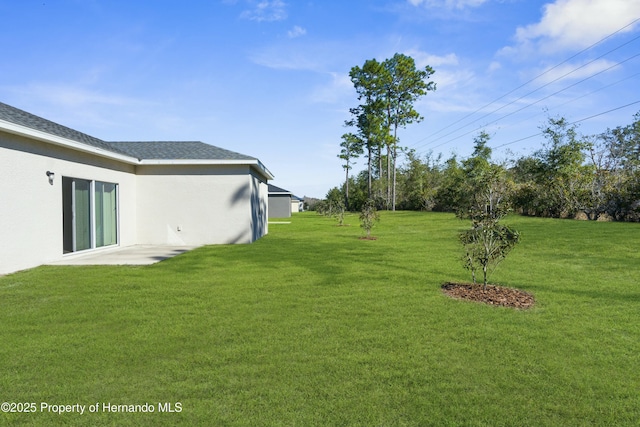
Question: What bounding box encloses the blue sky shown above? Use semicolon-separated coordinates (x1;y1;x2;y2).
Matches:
1;0;639;198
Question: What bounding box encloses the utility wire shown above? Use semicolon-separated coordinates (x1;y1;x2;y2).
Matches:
407;16;640;150
490;100;640;150
454;70;640;155
412;35;640;152
417;52;640;153
507;70;640;131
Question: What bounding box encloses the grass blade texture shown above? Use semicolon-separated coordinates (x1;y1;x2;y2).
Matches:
0;212;638;426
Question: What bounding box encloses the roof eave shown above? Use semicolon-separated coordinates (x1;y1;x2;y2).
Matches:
255;160;275;181
139;158;274;180
0;119;139;164
0;119;274;180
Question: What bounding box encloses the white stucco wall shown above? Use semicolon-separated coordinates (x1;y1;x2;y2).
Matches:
268;194;292;218
1;129;271;275
0;132;137;275
135;164;268;245
251;175;269;239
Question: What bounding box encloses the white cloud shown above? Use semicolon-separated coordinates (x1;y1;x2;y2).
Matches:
1;83;160;135
249;39;352;72
487;61;502;73
430;68;475;91
310;72;354;104
534;59;620;84
240;0;287;22
404;50;459;68
250;46;322;71
397;49;467;91
287;25;307;38
7;83;139;109
407;0;489;9
510;0;640;54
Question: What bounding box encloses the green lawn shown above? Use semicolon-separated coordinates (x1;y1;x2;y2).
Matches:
1;212;639;426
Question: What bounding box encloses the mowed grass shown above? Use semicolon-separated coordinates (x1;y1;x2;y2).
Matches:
0;211;639;426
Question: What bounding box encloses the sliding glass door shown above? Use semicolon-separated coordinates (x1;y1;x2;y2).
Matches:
63;177;118;253
95;182;118;247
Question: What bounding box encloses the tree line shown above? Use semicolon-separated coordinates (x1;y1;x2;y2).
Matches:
325;112;640;222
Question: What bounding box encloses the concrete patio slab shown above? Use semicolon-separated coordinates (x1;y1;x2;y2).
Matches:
47;245;199;266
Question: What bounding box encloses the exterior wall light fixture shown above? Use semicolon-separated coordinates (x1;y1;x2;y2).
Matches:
46;171;55;185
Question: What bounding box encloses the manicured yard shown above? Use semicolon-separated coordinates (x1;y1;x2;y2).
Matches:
0;211;639;426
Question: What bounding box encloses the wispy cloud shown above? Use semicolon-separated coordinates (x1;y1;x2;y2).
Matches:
487;61;502;73
505;0;640;55
1;83;156;134
310;72;354;104
403;49;459;68
534;59;621;84
249;39;353;72
240;0;287;22
407;0;489;9
250;46;323;71
4;83;141;109
287;25;306;38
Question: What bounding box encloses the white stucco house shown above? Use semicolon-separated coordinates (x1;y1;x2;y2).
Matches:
267;184;292;218
291;195;304;213
0;102;273;275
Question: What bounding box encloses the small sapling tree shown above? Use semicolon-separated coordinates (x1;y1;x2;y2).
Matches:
460;221;520;289
359;198;380;239
334;200;346;226
458;132;521;289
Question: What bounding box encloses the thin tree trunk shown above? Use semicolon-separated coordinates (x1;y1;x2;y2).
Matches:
483;264;488;290
378;145;383;202
367;143;372;199
392;145;397;211
344;164;349;211
386;145;391;209
392;123;398;211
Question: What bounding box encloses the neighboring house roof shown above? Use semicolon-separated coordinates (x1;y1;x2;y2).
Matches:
0;101;273;179
268;184;292;195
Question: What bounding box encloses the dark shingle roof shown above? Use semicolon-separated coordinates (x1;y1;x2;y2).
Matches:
268;184;292;194
0;102;257;162
107;141;256;161
0;101;129;155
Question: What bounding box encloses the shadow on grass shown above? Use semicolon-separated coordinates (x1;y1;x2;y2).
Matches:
153;236;355;283
151;228;462;294
524;283;640;304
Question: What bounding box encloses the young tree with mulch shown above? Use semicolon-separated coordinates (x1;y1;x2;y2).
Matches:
460;221;520;289
458;133;521;289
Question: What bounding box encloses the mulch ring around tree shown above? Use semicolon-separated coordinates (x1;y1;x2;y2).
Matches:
442;282;535;309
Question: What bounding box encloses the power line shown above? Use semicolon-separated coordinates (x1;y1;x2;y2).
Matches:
512;70;640;128
414;59;640;155
427;52;640;151
490;99;640;150
407;16;640;150
470;70;640;152
493;53;640;123
413;36;640;152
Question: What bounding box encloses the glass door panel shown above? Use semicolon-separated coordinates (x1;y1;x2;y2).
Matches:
62;177;117;253
95;181;117;247
73;179;91;251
